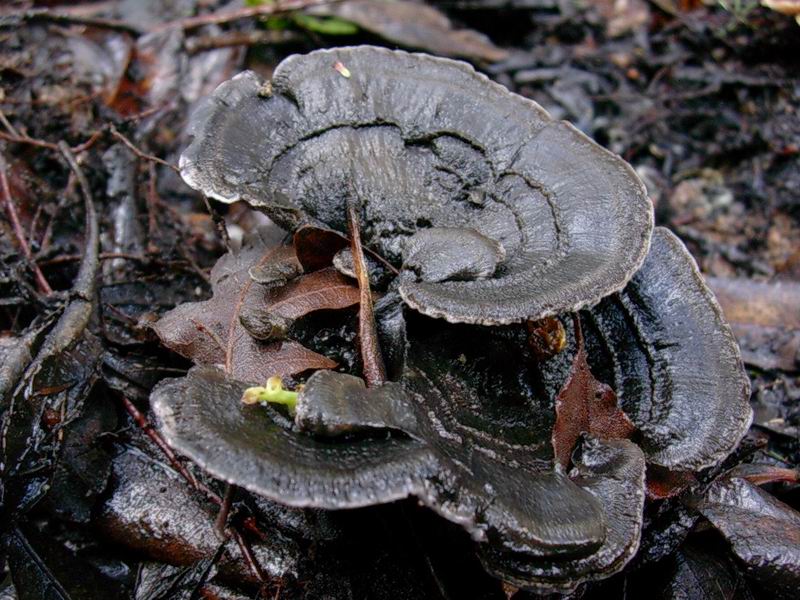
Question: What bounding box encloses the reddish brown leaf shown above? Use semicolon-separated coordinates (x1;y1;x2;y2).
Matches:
552;316;636;469
293;225;349;272
153;229;336;382
265;267;360;320
645;465;696;500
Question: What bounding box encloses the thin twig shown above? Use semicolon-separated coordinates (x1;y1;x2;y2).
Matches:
118;395;209;497
71;129;105;155
0;154;53;295
215;484;235;539
0;131;61;152
145;162;160;251
152;0;337;32
186;29;301;53
0;108;22;138
346;200;386;387
201;194;231;251
232;529;269;585
58;143;99;300
110;126;179;173
39;252;156;266
118;396;272;585
0;8;143;35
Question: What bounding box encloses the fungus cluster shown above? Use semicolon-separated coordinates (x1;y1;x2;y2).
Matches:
152;46;752;593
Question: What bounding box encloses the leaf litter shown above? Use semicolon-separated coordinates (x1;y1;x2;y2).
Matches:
1;1;799;598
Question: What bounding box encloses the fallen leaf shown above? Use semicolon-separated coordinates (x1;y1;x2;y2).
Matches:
307;0;509;63
153;227;336;382
240;267;360;340
293;224;349;272
552;316;636;469
264;267;360;320
708;277;800;371
695;474;800;598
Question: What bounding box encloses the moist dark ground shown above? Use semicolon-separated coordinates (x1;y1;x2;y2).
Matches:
0;1;798;599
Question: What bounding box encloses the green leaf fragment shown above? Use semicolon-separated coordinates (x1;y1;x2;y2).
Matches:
292;14;359;36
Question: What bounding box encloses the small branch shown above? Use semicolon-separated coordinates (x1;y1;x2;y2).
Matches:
0;8;143;35
186;29;301;54
232;529;269;585
71;129;105;155
58;143;99;301
0;131;61;152
215;484;235;539
110;126;179;173
0;129;99;155
347;200;386;387
0;154;53;295
145;163;160;251
0;108;22;138
201;193;231;251
118;395;210;498
39;252;154;266
152;0;337;32
0;122;176;167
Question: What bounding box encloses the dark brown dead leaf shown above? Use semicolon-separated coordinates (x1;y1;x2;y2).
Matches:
240;267;360;340
265;267;360;320
153;229;336;382
307;0;509;63
552;317;636;469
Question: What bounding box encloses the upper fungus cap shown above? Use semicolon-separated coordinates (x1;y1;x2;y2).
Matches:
180;46;653;325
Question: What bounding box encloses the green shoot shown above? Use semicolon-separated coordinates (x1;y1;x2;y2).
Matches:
242;376;299;413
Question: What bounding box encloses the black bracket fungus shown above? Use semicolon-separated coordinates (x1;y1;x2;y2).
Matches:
179;45;654;325
152;366;629;592
151;223;752;593
580;228;752;470
153;45;755;595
